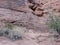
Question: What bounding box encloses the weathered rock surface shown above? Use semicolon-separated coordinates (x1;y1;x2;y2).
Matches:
0;0;60;45
28;0;60;17
0;8;49;32
0;0;60;17
0;0;27;12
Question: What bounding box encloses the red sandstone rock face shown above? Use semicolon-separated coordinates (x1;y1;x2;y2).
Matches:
0;0;60;26
42;0;60;12
27;0;60;17
28;0;44;17
0;0;59;17
0;0;26;12
0;0;60;25
0;0;60;45
33;0;60;16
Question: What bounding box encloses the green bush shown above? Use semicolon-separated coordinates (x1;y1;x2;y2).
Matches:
6;23;14;29
47;15;60;35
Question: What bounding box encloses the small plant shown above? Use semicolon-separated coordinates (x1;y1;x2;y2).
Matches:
6;23;14;29
47;14;60;35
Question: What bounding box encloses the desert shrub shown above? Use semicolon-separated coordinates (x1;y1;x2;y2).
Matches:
7;29;23;41
6;23;14;29
0;23;24;41
47;14;60;35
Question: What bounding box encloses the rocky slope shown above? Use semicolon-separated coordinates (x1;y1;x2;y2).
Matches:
0;0;60;45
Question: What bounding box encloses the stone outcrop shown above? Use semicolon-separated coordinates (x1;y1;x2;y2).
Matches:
0;0;60;31
0;0;59;45
0;0;27;12
0;8;49;32
0;0;60;17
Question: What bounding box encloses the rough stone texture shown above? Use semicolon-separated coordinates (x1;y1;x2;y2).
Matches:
0;0;60;45
0;8;49;32
28;0;60;17
0;0;27;12
0;0;60;16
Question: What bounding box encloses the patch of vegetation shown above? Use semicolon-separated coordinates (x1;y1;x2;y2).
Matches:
47;14;60;35
6;23;14;29
0;23;24;41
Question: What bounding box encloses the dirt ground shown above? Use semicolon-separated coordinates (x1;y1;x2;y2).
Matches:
0;31;56;45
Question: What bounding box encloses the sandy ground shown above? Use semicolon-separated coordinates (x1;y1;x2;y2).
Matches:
0;29;57;45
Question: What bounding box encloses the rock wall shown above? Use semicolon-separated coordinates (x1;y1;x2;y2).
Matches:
0;0;60;31
0;0;59;45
